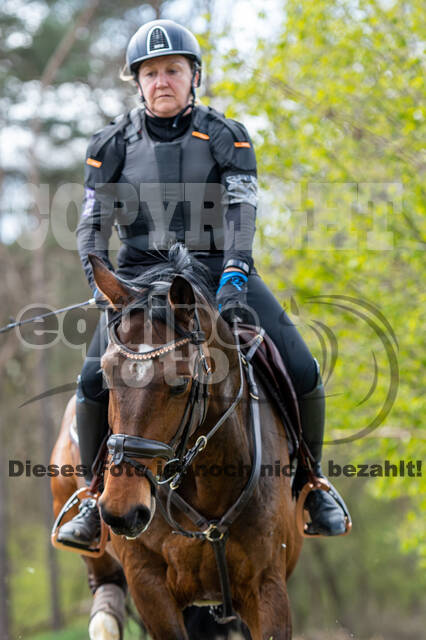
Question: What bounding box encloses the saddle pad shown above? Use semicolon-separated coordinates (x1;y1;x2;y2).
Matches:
236;324;302;457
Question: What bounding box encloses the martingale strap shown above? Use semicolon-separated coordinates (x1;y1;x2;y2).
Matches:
146;330;262;624
161;347;262;623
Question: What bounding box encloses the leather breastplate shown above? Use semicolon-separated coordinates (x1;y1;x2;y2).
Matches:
116;112;223;251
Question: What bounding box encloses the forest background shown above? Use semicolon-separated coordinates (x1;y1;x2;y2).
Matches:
0;1;425;639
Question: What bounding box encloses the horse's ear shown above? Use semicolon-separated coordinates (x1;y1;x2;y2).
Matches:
168;276;195;325
88;254;134;310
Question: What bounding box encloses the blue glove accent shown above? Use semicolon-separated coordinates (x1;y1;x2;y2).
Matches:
216;271;248;295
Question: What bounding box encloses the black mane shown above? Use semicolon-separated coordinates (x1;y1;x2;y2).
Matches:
114;244;215;324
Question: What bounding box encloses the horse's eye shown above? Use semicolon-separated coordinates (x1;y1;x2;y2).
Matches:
169;377;189;395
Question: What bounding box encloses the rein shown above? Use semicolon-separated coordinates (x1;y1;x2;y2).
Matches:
105;309;264;624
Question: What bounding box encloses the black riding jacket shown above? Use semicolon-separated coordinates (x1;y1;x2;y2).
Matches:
77;104;258;292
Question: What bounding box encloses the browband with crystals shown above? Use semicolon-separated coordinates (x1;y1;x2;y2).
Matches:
108;320;205;362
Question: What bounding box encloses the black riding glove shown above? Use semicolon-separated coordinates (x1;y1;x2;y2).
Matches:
216;271;251;323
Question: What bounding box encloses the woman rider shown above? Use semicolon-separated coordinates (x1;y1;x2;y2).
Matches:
57;19;346;546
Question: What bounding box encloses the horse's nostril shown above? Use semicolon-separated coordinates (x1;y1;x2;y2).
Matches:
100;503;151;537
132;505;151;529
99;504;120;529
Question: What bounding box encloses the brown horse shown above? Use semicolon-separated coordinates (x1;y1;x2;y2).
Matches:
51;246;303;640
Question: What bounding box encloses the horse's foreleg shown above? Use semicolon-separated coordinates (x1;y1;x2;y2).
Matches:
258;574;292;640
237;592;262;640
84;555;127;640
89;583;125;640
132;588;188;640
237;576;291;640
84;554;127;596
126;567;188;640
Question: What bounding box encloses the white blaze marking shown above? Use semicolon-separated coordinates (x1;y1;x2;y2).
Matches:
129;344;154;384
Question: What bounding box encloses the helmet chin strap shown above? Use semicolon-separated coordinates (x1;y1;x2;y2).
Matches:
169;63;198;127
171;95;195;128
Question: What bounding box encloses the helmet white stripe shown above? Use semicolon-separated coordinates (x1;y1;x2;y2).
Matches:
147;26;172;54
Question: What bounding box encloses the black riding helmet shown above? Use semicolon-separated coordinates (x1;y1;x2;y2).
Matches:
126;19;202;87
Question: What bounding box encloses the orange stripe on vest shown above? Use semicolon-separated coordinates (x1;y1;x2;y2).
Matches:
192;131;210;140
234;141;251;148
86;157;102;168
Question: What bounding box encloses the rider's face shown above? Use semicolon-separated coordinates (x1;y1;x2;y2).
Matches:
138;55;194;118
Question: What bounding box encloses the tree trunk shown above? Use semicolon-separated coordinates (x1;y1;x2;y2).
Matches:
0;256;23;640
28;177;63;630
0;426;11;640
26;1;102;628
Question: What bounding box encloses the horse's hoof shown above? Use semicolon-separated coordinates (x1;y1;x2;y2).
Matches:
89;611;120;640
89;583;125;640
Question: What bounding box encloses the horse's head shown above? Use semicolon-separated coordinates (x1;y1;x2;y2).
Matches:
89;248;226;540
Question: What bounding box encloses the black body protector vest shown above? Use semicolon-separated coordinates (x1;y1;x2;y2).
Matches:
86;104;256;253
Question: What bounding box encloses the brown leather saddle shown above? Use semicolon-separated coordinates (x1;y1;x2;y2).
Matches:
237;325;352;538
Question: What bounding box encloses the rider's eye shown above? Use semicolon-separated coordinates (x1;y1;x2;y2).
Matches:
169;377;189;395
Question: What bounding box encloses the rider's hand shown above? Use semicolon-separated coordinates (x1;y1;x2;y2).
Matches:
92;287;110;309
216;270;250;323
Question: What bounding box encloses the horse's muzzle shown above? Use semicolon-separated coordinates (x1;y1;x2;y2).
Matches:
100;496;156;539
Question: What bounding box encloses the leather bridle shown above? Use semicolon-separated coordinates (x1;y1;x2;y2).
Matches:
104;305;263;624
106;306;213;477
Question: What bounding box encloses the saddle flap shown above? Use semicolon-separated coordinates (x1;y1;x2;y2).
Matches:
236;324;302;454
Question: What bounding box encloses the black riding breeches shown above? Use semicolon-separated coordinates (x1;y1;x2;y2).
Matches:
79;267;317;404
246;273;317;397
79;311;109;405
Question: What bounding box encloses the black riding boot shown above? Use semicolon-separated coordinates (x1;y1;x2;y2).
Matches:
57;386;108;547
297;363;347;536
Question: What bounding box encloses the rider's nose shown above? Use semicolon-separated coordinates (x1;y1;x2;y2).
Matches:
155;72;168;87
